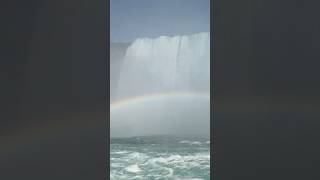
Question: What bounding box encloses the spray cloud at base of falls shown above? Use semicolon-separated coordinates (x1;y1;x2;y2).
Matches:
111;32;210;137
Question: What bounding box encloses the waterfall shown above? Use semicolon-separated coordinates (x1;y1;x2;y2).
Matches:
117;32;210;100
111;32;210;137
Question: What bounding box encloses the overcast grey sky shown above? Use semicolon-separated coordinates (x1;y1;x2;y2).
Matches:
110;0;210;43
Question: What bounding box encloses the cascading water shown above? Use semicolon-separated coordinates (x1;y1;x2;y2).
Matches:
117;32;210;100
111;32;210;137
110;32;210;180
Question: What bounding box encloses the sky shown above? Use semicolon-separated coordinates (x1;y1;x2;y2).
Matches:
110;0;210;43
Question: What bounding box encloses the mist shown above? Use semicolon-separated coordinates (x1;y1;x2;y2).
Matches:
110;32;210;137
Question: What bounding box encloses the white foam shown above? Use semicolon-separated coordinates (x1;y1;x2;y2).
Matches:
179;140;202;146
128;152;148;160
113;150;130;155
175;178;204;180
125;164;142;173
111;151;210;179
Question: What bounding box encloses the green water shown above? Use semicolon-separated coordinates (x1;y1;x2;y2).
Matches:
110;136;210;180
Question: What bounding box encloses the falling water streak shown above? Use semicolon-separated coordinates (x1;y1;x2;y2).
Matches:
116;32;210;101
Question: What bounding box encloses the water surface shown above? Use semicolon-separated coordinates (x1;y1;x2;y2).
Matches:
110;136;210;180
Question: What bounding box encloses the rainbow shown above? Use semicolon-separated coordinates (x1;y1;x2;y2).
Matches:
110;92;210;112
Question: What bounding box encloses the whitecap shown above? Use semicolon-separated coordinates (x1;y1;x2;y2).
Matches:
127;152;148;160
191;141;202;145
113;150;130;154
179;140;202;146
180;140;192;144
125;164;142;173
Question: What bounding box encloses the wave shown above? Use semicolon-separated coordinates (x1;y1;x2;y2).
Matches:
179;140;202;146
125;164;142;173
111;150;210;178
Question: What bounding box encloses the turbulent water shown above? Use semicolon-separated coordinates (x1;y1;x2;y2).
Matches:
110;136;210;180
